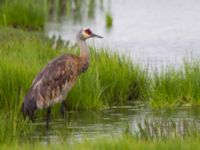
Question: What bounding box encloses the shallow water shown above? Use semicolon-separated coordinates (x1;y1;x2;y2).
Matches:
46;0;200;69
31;102;200;143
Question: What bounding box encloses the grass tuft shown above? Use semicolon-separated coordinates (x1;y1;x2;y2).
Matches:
150;61;200;108
105;13;113;28
0;0;46;30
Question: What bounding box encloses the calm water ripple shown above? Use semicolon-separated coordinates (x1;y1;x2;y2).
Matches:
30;102;200;143
46;0;200;69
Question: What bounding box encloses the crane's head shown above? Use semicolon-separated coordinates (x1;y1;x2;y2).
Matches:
78;28;103;41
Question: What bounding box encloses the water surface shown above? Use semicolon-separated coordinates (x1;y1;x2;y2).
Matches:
31;102;200;143
46;0;200;68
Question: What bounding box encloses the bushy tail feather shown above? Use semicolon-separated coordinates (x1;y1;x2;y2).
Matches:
21;97;37;122
21;102;26;119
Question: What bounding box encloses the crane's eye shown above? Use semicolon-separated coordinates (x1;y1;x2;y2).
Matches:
85;29;92;35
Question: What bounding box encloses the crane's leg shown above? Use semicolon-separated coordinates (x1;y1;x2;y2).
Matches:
60;100;67;119
46;107;51;130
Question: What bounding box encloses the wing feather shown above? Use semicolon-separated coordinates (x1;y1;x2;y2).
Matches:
30;54;79;107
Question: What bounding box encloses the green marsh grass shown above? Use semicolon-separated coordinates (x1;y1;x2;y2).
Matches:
0;0;46;30
1;137;200;150
68;49;149;109
0;111;32;144
150;61;200;108
0;27;148;111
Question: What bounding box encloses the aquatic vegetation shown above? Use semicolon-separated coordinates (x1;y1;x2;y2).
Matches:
133;119;198;140
0;111;32;144
150;61;200;108
105;13;113;28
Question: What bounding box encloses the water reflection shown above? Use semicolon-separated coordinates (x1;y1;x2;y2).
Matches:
88;0;96;19
30;102;200;143
48;0;101;23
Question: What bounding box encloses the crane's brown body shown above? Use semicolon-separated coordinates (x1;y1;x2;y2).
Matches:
21;28;102;128
24;54;88;110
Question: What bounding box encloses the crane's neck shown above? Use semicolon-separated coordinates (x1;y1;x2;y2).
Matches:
77;39;90;73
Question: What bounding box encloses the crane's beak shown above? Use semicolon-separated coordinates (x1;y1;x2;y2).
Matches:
92;33;103;38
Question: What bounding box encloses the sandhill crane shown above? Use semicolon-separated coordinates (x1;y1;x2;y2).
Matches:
21;28;102;129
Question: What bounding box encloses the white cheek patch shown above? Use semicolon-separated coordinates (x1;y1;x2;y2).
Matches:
82;31;91;38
